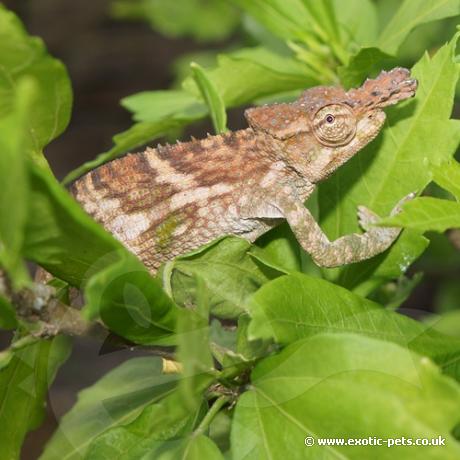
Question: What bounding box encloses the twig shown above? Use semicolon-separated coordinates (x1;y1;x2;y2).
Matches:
194;395;230;435
0;270;176;360
12;282;104;338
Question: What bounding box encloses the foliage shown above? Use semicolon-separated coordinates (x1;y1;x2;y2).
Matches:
0;336;71;460
110;0;241;42
1;1;460;459
0;7;72;166
232;334;460;459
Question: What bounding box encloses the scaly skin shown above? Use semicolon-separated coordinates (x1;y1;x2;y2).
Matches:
70;68;418;272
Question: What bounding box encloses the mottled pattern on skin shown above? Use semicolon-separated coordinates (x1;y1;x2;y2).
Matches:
71;68;417;272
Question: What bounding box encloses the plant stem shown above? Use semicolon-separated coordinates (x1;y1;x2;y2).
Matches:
2;271;177;361
195;395;230;435
11;334;39;351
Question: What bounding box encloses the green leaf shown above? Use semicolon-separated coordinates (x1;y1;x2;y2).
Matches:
40;357;180;460
398;16;460;64
299;0;348;64
318;34;460;293
177;277;215;409
0;294;17;329
167;237;281;319
416;231;460;274
85;390;208;460
369;272;423;310
236;314;271;362
154;434;225;460
231;0;346;63
381;197;460;232
247;273;460;379
84;256;191;345
433;160;460;200
191;62;227;134
230;0;317;42
86;387;227;459
85;324;217;460
182;435;225;460
0;349;14;371
377;0;460;55
0;5;72;161
299;0;339;42
231;334;460;459
338;47;395;88
425;310;460;338
434;278;460;314
111;0;240;42
183;47;317;107
332;0;378;47
0;337;71;460
429;310;460;337
0;78;34;286
250;223;303;274
121;90;206;123
0;336;41;371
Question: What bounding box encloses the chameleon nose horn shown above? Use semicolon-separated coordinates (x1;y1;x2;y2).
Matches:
347;67;418;110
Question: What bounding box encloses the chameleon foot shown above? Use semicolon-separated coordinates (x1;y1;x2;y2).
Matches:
357;191;416;231
357;205;380;231
390;191;417;216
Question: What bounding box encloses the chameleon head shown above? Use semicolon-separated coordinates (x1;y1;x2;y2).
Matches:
245;67;417;182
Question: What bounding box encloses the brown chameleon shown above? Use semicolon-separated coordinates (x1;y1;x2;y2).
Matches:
70;68;417;273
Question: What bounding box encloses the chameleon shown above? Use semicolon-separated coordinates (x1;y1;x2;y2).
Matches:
70;67;417;273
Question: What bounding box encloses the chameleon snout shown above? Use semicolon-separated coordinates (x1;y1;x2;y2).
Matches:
369;68;418;108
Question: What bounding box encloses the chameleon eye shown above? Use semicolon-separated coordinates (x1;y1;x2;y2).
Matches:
313;104;356;146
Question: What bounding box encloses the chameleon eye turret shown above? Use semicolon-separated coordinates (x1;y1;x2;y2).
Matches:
312;104;356;146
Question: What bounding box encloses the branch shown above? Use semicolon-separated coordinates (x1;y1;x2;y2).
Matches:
12;282;104;338
0;270;176;360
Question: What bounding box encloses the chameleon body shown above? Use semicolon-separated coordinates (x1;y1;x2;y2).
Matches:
70;68;417;273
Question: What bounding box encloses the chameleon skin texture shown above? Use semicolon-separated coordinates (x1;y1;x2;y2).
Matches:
71;68;417;272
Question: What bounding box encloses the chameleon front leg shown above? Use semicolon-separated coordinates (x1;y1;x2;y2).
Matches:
276;193;414;268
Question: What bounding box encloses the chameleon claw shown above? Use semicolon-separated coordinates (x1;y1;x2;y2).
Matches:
357;205;380;231
390;191;417;216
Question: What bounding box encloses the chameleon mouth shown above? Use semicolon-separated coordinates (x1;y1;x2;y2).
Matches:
347;67;418;111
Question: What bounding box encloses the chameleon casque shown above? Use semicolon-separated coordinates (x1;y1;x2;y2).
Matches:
70;68;417;273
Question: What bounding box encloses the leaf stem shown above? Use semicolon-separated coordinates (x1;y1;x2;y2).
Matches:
195;395;230;435
191;62;228;134
11;334;40;351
